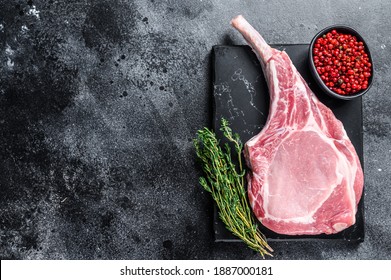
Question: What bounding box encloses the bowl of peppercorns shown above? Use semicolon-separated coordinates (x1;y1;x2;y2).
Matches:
309;25;373;100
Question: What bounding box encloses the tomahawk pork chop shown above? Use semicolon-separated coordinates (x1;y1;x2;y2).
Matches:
231;15;364;235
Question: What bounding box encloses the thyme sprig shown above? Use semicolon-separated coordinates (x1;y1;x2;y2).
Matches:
194;118;273;258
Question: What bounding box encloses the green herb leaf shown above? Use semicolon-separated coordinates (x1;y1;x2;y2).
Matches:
193;118;273;257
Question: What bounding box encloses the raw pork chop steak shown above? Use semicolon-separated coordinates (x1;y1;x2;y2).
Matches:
231;15;364;235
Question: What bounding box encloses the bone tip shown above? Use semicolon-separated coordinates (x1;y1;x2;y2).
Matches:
230;15;244;27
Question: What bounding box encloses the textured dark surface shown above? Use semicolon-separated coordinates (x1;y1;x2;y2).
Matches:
0;0;390;260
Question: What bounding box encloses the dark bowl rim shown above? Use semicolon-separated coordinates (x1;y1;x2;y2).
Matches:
309;24;374;100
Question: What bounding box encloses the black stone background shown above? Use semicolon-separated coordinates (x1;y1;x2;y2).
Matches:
0;0;390;259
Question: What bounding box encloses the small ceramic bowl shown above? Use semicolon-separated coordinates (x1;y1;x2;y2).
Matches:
309;25;374;100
